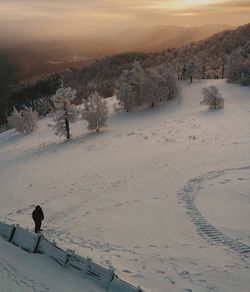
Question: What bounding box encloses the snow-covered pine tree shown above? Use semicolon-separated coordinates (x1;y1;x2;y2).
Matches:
50;86;79;139
82;91;108;132
201;86;224;109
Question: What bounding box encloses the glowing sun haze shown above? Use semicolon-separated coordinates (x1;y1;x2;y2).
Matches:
0;0;249;40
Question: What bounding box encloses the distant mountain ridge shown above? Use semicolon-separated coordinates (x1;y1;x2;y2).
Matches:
117;23;234;52
0;23;234;81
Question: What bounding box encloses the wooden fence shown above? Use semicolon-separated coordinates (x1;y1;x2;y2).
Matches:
0;222;144;292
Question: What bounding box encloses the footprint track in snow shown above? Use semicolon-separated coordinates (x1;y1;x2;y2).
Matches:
0;260;49;291
179;166;250;259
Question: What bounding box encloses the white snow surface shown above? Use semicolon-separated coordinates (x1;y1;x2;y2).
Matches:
0;79;250;291
0;237;105;292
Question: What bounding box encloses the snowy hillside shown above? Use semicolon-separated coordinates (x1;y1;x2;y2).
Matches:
0;79;250;291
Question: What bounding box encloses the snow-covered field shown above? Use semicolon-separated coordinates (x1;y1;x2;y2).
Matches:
0;79;250;291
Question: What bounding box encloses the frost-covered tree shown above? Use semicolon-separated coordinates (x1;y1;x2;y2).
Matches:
7;106;38;133
186;62;197;83
201;86;224;109
115;70;137;112
142;67;169;107
21;106;38;133
174;59;182;80
131;61;146;106
155;64;180;100
181;64;186;80
82;91;108;132
50;86;79;139
228;51;250;85
116;62;179;110
87;81;97;95
240;58;250;85
115;61;144;112
201;54;207;79
30;97;53;117
228;51;242;83
220;53;227;79
7;107;24;132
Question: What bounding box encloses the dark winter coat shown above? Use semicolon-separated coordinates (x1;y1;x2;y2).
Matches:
32;206;44;223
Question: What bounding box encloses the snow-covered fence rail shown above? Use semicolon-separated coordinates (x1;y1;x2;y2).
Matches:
0;222;15;241
67;253;142;291
67;253;114;289
110;275;143;292
11;225;40;253
67;252;89;272
85;258;115;289
37;237;68;266
0;222;145;291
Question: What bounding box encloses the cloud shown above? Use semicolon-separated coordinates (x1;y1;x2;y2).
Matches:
1;0;249;20
0;0;249;40
175;0;250;13
212;0;250;8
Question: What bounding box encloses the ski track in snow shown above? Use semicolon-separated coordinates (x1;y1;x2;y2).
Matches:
179;165;250;261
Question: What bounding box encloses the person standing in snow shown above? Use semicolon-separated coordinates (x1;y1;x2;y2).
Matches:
32;205;44;233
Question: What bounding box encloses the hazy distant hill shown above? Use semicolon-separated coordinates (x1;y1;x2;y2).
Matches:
117;23;233;52
0;23;233;81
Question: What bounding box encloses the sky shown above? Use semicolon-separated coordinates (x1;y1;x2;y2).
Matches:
0;0;249;40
